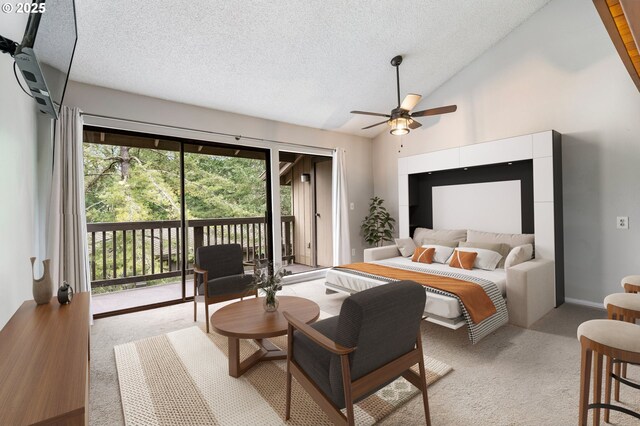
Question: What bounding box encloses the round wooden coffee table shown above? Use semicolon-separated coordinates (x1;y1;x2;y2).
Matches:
210;296;320;378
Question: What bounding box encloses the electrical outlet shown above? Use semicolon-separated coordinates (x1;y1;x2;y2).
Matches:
617;216;629;229
349;202;355;210
351;248;355;256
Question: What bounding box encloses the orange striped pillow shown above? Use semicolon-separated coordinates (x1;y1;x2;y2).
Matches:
411;247;435;264
449;249;477;270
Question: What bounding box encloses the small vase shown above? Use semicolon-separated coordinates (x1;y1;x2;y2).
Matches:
263;294;279;312
30;257;53;305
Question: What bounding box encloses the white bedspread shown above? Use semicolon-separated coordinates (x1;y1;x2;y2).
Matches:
325;256;507;320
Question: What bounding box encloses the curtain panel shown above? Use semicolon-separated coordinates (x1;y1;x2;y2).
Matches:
47;106;91;296
332;147;351;265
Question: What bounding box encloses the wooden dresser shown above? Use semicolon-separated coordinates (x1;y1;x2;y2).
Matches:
0;292;90;425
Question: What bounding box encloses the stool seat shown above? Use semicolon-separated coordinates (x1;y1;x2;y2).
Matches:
604;293;640;312
577;319;640;354
621;275;640;289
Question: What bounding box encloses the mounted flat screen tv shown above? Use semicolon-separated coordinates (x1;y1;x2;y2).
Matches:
12;0;77;119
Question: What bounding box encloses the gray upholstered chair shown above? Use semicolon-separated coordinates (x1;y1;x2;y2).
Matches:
283;281;430;426
193;244;256;333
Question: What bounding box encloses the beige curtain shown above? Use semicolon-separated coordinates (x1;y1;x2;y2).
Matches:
47;106;91;296
332;148;351;265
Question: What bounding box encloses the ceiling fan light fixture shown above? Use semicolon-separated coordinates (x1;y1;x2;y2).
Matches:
389;117;411;136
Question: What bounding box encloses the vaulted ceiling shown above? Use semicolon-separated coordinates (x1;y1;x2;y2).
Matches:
69;1;552;137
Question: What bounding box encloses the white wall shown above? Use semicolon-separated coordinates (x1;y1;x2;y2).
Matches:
372;0;640;305
63;81;373;264
0;14;40;327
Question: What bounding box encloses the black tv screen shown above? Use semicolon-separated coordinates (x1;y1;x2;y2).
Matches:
14;0;77;119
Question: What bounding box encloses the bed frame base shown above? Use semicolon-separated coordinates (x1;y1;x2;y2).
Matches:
325;282;467;330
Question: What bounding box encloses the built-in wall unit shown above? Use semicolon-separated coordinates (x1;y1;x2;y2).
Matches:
397;130;564;307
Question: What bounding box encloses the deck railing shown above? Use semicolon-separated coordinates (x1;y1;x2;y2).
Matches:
87;215;294;288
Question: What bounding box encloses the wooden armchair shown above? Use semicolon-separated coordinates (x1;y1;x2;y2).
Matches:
193;244;256;333
283;280;430;426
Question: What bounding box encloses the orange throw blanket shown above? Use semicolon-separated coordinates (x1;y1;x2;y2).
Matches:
337;263;497;324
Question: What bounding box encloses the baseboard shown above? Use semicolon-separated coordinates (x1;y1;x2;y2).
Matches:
564;297;605;310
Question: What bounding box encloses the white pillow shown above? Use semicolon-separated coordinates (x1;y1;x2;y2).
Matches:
422;244;455;264
454;247;503;271
504;244;534;269
394;238;416;257
466;229;534;249
413;228;467;247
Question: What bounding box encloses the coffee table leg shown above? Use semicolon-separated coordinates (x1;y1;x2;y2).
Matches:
228;337;240;378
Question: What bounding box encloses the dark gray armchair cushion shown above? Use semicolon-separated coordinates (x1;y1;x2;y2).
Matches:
195;244;252;297
292;281;426;408
197;273;254;297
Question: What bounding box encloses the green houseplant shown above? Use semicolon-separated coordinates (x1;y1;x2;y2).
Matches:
252;260;291;312
361;196;396;247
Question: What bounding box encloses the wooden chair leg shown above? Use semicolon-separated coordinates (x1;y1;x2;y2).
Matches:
340;354;355;426
614;360;621;402
286;324;293;420
593;352;603;426
205;302;210;333
416;332;431;426
579;345;592;426
193;280;197;322
604;356;612;423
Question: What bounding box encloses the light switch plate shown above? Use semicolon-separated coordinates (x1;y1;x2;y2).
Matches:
351;248;355;256
617;216;629;229
349;202;355;210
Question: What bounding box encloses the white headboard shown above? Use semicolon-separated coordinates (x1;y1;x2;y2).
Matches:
432;181;522;233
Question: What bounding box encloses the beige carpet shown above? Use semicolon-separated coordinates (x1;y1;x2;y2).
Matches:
114;325;451;425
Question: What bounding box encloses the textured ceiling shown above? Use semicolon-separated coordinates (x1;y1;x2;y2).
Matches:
66;0;552;137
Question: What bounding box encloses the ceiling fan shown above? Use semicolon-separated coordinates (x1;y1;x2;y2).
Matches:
351;55;457;135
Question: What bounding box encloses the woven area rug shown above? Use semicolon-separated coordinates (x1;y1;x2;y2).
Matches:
114;322;452;425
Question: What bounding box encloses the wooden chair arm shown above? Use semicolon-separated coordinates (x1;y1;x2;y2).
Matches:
283;311;355;356
193;266;208;297
193;266;208;275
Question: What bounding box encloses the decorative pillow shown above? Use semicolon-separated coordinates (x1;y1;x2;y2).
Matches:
458;241;510;269
412;228;467;247
456;247;503;271
421;244;455;264
411;247;435;264
421;238;460;248
466;229;534;249
449;250;478;270
395;238;417;257
504;244;534;269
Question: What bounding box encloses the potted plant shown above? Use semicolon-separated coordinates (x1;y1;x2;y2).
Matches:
252;260;292;312
361;196;396;247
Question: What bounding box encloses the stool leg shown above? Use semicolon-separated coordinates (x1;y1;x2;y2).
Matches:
579;345;592;426
604;356;612;423
614;360;621;402
593;352;603;426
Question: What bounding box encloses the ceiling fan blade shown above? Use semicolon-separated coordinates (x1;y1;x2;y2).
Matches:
400;94;422;111
408;119;422;130
351;110;391;118
411;104;457;117
361;120;389;130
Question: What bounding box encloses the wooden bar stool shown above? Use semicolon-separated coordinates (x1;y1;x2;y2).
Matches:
603;292;640;422
577;319;640;425
621;275;640;294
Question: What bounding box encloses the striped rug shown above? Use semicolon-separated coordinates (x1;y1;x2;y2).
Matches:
114;324;452;425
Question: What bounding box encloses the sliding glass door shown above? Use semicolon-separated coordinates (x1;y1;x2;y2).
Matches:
84;130;183;315
183;144;269;294
84;127;272;317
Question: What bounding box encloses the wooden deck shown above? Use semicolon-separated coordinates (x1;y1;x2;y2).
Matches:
91;263;322;315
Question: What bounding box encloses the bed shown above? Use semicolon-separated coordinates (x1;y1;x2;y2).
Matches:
325;231;557;343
